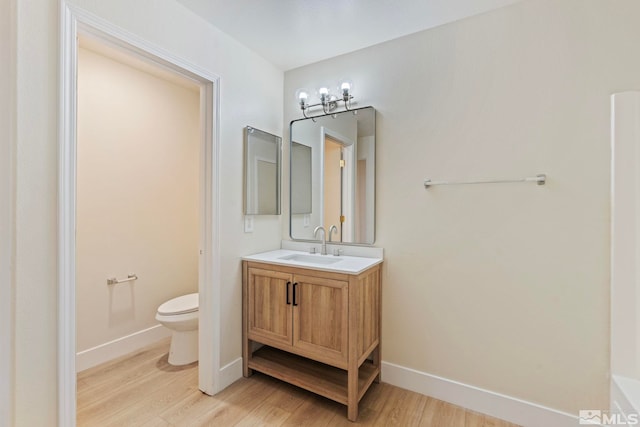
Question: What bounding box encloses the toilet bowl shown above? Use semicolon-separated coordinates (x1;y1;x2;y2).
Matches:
156;293;198;366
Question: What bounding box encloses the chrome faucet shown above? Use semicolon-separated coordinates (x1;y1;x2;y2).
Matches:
328;225;338;242
313;226;327;255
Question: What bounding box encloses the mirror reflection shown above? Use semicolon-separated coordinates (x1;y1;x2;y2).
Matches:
244;126;281;215
290;106;375;244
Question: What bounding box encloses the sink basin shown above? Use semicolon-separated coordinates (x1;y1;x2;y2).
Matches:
243;249;383;274
278;254;342;265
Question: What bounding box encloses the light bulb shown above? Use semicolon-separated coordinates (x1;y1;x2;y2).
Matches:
295;88;309;109
318;87;330;104
340;80;353;101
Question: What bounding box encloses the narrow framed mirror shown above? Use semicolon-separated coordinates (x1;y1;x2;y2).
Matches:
244;126;281;215
290;106;375;244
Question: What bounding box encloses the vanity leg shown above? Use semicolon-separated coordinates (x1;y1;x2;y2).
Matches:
242;262;252;377
347;365;358;421
242;339;252;377
373;267;382;383
373;344;381;384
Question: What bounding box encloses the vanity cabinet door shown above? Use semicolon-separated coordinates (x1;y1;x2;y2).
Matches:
292;274;349;364
247;267;293;348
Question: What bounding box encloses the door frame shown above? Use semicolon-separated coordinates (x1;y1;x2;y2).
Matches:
59;3;222;426
320;127;355;241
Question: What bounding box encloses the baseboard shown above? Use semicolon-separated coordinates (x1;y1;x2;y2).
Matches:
219;357;243;391
381;361;578;427
76;324;171;372
612;375;640;422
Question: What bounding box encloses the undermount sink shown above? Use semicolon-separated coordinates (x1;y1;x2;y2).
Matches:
278;253;342;265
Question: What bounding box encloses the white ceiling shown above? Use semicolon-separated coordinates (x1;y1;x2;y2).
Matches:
175;0;523;70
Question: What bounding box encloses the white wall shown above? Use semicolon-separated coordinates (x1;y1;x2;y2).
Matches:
290;119;322;239
14;0;59;424
76;46;199;359
356;135;374;243
611;91;640;420
611;92;640;380
284;0;640;414
13;0;283;424
0;0;16;425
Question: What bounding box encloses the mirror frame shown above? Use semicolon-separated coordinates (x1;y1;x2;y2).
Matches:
244;126;282;215
289;106;376;245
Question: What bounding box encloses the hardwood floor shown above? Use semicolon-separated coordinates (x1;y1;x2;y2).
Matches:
77;339;520;426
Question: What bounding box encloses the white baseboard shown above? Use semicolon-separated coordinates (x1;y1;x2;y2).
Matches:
219;357;243;391
381;361;578;427
612;375;640;421
76;324;171;372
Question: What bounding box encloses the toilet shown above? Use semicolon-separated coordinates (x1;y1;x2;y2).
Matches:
156;293;199;366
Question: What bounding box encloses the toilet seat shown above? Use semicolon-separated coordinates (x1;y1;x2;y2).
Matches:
157;293;198;316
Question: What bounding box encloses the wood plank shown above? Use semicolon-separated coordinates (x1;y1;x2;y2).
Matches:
195;376;281;426
99;370;199;427
234;381;306;427
77;340;521;427
422;397;467;427
373;385;428;426
139;416;172;427
77;341;198;425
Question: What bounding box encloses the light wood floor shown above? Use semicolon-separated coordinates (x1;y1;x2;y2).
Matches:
77;339;520;426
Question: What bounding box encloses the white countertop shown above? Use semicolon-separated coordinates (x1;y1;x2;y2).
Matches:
242;249;383;275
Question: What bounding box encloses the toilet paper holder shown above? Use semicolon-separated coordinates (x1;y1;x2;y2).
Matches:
107;274;138;285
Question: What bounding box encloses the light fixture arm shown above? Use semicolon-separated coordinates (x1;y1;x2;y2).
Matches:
299;95;354;120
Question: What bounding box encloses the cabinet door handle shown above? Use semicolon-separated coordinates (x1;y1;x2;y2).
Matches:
292;282;298;306
286;281;291;305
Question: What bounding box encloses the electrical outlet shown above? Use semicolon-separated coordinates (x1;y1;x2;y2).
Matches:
244;216;254;233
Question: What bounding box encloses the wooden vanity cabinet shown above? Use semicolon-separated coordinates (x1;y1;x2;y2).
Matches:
242;260;381;421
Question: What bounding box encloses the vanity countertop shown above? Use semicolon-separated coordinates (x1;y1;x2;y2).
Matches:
241;249;383;275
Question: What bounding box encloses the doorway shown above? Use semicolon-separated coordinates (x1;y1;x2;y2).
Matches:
59;4;222;426
320;128;355;243
75;35;200;370
323;135;343;241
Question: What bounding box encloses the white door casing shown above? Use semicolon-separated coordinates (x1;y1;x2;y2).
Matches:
59;3;222;426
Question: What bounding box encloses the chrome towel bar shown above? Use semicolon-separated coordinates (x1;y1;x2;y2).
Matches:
107;274;138;285
424;174;546;188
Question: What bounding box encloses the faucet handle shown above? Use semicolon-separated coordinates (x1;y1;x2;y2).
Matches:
310;247;317;254
328;225;338;242
333;248;343;257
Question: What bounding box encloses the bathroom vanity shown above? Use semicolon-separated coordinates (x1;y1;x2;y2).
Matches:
242;249;382;421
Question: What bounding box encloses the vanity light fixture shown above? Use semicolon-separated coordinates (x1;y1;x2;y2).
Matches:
296;80;354;119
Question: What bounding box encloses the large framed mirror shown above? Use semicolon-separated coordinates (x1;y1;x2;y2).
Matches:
290;106;375;244
244;126;281;215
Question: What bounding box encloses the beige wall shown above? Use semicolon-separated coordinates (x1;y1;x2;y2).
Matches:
284;0;640;414
13;0;283;424
13;0;640;422
611;92;640;380
76;47;200;353
1;0;16;424
14;0;59;424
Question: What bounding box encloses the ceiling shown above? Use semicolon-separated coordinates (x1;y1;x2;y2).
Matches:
175;0;523;70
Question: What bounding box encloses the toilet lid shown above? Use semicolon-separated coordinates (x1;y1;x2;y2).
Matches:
158;293;199;315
